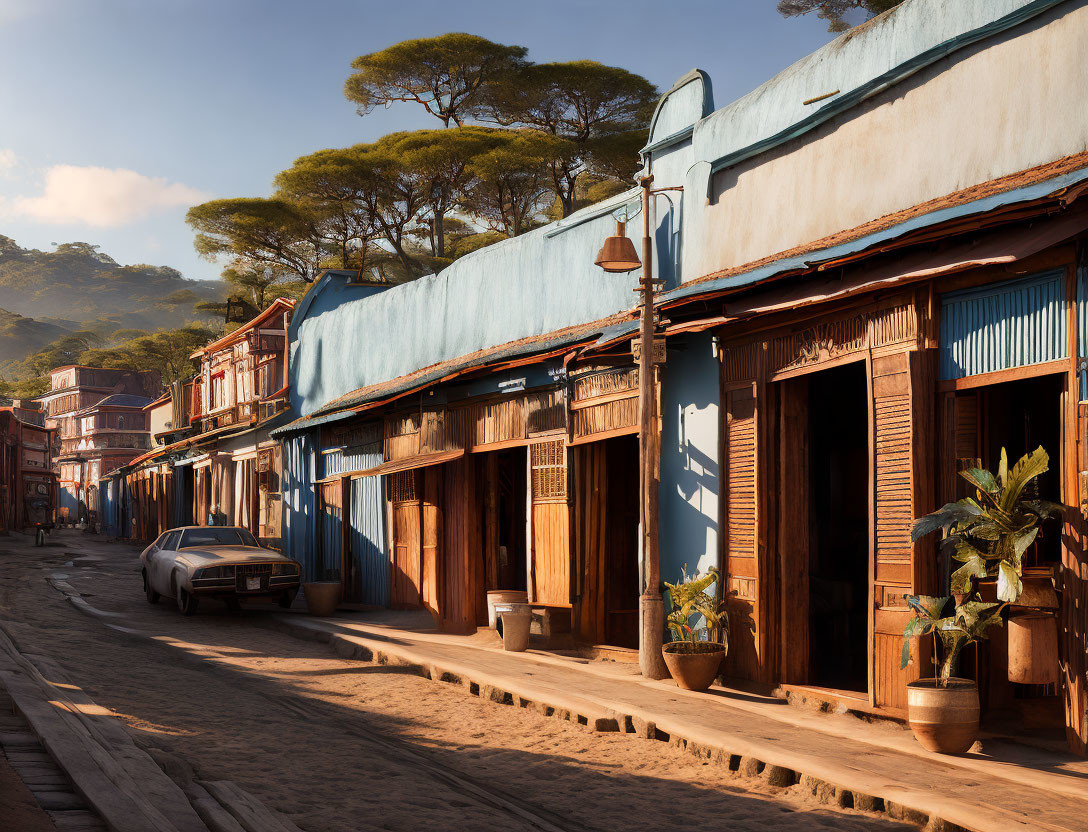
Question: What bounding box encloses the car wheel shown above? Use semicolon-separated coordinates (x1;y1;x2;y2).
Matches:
225;597;241;612
143;571;160;604
277;589;298;609
176;585;199;616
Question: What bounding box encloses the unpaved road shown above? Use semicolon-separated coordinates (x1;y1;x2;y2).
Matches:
0;530;912;832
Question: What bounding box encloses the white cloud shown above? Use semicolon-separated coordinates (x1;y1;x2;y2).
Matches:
0;149;16;176
9;165;210;228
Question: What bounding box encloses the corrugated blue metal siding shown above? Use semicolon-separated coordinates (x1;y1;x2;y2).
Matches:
98;478;118;537
319;443;387;604
317;497;342;582
282;432;318;580
171;465;191;529
939;270;1067;380
1077;261;1088;400
350;475;388;606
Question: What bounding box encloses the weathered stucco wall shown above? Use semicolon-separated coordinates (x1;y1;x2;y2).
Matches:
684;0;1088;278
659;332;720;586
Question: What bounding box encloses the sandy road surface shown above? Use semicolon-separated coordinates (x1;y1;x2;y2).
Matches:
0;531;913;832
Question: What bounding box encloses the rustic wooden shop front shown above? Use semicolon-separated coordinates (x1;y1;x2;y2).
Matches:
720;288;936;713
716;248;1088;749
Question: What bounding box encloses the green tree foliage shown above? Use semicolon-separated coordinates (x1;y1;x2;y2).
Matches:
476;61;657;216
221;263;307;310
76;326;217;385
381;127;508;257
23;331;103;377
186;198;324;282
777;0;904;32
345;33;528;127
460;130;564;237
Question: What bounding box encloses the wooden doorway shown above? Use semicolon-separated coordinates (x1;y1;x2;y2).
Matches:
778;361;871;694
480;449;527;595
573;434;640;647
941;371;1067;742
389;470;422;608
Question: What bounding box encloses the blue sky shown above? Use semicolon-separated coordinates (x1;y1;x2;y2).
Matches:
0;0;837;282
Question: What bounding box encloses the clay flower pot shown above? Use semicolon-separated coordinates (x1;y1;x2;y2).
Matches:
302;581;341;617
496;603;532;652
906;677;979;754
661;642;726;691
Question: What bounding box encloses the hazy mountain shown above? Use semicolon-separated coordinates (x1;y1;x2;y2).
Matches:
0;237;224;333
0;307;72;366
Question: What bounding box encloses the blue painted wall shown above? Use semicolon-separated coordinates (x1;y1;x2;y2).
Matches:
282;432;317;579
659;331;720;587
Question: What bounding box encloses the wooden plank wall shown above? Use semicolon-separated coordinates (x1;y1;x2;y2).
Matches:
440;456;480;633
570;366;639;443
421;467;441;619
777;377;809;684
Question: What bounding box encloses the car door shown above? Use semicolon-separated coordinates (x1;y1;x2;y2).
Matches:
148;531;180;595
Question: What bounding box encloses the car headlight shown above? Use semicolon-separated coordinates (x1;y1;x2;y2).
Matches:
272;563;299;576
198;566;232;579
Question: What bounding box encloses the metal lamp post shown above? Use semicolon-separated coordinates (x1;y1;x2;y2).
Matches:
594;174;670;680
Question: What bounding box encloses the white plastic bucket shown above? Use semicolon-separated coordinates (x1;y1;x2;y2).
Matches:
486;589;528;628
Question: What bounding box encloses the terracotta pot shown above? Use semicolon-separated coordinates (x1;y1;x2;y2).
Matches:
1013;573;1059;610
661;643;726;691
906;677;979;754
496;603;532;652
486;590;528;629
302;582;341;617
1008;613;1059;685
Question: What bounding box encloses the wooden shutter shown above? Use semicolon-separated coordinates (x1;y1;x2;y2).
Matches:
722;385;761;679
529;436;570;605
389;471;421;608
871;352;921;710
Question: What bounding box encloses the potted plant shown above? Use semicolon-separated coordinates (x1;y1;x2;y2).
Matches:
662;566;729;691
901;594;1003;753
910;446;1065;684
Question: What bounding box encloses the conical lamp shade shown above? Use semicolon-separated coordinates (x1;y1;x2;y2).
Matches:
594;221;641;273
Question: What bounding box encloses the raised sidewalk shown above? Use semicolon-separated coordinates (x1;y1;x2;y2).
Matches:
267;609;1088;832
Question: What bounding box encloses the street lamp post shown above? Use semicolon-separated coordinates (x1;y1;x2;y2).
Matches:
594;173;671;680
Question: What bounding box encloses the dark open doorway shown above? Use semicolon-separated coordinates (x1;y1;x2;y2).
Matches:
494;448;527;592
953;372;1065;740
806;362;870;692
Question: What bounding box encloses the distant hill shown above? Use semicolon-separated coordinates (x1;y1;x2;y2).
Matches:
0;237;225;334
0;307;71;367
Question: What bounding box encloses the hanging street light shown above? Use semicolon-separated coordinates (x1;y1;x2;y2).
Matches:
594;174;680;681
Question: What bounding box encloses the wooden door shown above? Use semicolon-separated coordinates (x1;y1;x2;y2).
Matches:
440;457;479;633
722;384;763;680
389;471;422;608
421;467;441;619
528;437;569;606
318;479;343;583
777;376;810;683
870;350;935;711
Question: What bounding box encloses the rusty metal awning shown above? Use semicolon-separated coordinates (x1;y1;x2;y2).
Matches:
315;448;465;483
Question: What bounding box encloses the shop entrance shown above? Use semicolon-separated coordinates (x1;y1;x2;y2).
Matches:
572;434;641;648
779;361;870;694
947;371;1065;738
480;448;528;595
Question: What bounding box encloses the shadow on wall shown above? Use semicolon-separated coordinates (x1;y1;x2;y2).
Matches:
660;332;720;587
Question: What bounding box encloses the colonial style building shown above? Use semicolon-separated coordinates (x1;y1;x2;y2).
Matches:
100;299;293;545
272;0;1088;756
38;366;159;522
0;404;56;533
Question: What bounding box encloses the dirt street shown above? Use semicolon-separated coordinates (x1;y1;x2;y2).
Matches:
0;530;914;832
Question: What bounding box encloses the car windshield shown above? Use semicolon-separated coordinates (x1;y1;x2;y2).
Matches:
179;528;259;549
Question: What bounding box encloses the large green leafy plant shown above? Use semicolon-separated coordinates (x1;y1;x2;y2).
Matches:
900;595;1003;682
903;446;1064;684
665;566;729;650
910;447;1064;603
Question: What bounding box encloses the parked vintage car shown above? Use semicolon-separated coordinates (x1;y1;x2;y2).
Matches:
140;526;301;615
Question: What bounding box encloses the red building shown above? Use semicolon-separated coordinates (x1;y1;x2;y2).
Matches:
0;405;57;532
